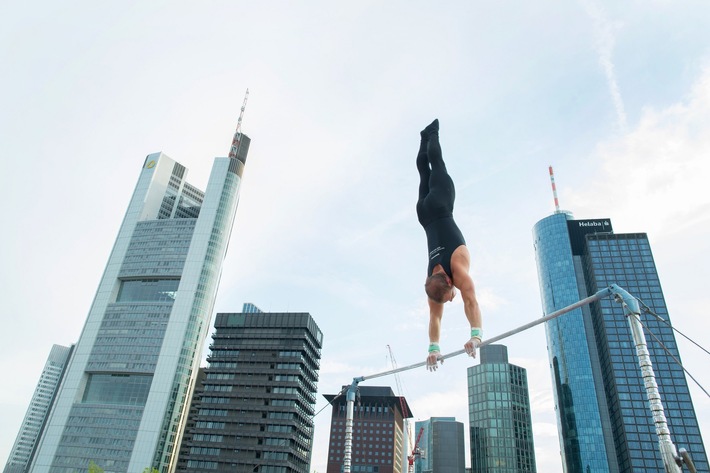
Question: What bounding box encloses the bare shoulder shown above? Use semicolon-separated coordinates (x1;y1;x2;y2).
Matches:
451;245;470;268
450;245;472;288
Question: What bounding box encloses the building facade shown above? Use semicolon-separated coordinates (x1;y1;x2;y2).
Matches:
4;345;73;473
533;212;708;473
29;136;251;473
467;345;536;473
325;386;412;473
175;303;323;473
413;417;466;473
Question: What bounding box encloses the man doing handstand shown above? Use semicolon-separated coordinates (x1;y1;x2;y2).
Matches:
416;119;483;372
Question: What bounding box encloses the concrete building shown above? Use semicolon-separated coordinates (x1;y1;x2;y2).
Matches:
533;212;708;472
29;133;250;473
175;303;323;473
324;386;412;473
467;345;536;473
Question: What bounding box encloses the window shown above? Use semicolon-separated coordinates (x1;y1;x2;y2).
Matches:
82;374;152;406
117;279;180;302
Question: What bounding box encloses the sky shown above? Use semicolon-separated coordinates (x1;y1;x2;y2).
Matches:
2;1;710;472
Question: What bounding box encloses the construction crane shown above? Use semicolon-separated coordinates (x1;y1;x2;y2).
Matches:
407;427;425;473
228;89;249;159
386;345;412;472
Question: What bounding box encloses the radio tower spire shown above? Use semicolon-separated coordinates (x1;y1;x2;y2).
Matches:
549;165;561;213
228;89;249;159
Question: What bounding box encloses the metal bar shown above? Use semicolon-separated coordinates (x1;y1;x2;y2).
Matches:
341;288;613;471
343;384;356;473
611;285;682;473
357;286;613;383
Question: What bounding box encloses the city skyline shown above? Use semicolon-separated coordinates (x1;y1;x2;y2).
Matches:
3;2;710;472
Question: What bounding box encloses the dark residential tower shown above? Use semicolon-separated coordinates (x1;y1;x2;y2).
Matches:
176;303;323;473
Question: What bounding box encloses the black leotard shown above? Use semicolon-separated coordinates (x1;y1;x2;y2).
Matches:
423;217;466;277
416;127;466;278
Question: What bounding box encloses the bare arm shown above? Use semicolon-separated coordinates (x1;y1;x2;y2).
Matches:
453;270;482;329
451;246;483;357
428;298;444;344
426;298;444;370
451;246;482;330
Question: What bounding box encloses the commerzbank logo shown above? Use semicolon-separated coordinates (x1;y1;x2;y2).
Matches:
146;160;156;169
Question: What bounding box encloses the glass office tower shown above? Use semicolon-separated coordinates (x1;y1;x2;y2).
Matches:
412;417;465;473
30;136;251;473
467;345;536;473
4;345;72;473
175;303;323;473
533;212;708;473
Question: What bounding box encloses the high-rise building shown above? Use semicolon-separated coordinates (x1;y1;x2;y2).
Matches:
29;133;251;473
324;386;412;473
533;211;708;473
412;417;466;473
175;303;323;473
4;345;73;473
467;345;536;473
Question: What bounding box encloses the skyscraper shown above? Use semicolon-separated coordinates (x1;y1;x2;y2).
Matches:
467;344;536;473
324;386;412;473
175;303;323;473
4;345;72;473
29;133;251;473
533;211;708;472
412;417;466;473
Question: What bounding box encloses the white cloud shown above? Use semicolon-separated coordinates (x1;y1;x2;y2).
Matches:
476;286;511;313
581;0;628;132
567;66;710;240
534;422;560;438
410;386;469;422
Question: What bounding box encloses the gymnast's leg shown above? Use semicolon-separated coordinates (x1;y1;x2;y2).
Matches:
424;120;455;213
416;134;430;204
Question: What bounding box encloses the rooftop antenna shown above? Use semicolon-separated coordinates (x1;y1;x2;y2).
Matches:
228;89;249;159
549;165;561;214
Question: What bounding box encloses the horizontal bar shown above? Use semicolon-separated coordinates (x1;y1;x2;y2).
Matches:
357;286;613;383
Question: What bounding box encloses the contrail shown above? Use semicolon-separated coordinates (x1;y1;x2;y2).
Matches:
581;0;628;133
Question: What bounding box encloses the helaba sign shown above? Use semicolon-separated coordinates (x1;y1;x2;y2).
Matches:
567;219;613;255
577;220;611;228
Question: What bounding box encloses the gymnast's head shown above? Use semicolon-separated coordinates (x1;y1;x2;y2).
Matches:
425;272;457;304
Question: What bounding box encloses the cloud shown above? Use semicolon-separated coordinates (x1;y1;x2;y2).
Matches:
392;303;429;333
337;207;411;248
409;381;469;422
319;358;370;377
534;422;560;438
566;65;710;240
581;0;628;132
476;286;511;313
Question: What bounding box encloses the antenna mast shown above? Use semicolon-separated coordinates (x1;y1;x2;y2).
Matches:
549;165;561;213
228;89;249;159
